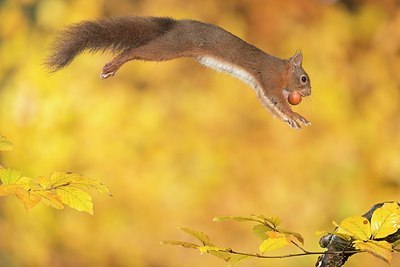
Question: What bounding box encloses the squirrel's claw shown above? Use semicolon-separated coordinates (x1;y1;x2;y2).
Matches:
284;112;311;129
100;62;120;79
100;71;115;79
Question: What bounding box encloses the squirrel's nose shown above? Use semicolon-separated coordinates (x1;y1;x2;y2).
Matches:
299;88;311;97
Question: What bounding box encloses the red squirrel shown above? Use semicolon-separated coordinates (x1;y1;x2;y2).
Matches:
46;16;311;129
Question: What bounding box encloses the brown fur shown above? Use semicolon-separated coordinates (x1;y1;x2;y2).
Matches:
46;16;312;128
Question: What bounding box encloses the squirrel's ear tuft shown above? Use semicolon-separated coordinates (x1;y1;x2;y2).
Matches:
289;51;303;69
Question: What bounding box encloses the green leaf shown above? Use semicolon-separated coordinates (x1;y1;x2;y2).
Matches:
213;216;263;224
253;224;274;240
161;240;199;249
334;216;371;241
179;227;212;246
0;136;13;151
259;232;290;253
0;169;22;184
371;202;400;239
56;186;93;214
354;240;393;264
227;254;250;267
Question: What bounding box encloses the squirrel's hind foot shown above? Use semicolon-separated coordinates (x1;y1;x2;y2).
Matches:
100;61;121;79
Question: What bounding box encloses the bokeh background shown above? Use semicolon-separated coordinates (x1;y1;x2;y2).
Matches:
0;0;400;266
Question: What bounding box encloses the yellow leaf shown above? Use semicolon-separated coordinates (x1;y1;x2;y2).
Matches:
161;240;199;249
259;232;290;253
50;172;74;188
69;177;112;196
37;191;64;209
227;254;250;267
213;216;263;224
179;227;211;246
198;245;226;254
280;229;305;245
56;187;93;214
50;172;111;195
354;240;393;264
0;169;22;184
265;216;281;228
253;224;274;240
37;176;51;189
0;136;13;151
16;190;42;211
0;184;21;196
371;202;400;239
335;216;371;241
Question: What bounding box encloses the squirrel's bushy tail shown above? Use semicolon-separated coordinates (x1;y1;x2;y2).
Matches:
45;16;176;72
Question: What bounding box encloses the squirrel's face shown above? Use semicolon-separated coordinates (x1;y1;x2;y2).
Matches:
285;52;311;97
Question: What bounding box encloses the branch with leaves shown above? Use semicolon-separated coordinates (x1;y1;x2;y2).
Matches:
317;202;400;267
0;135;111;214
163;202;400;267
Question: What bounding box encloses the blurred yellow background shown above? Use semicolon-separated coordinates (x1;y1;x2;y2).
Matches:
0;0;400;266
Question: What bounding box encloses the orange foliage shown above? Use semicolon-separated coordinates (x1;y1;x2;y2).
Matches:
0;0;400;266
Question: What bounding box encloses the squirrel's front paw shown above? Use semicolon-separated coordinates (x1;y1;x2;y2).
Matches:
100;62;119;79
284;112;311;129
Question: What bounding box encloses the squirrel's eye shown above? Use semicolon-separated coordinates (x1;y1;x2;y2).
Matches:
300;75;307;84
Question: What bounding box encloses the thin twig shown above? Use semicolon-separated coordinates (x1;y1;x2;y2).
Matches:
290;240;309;253
224;248;361;259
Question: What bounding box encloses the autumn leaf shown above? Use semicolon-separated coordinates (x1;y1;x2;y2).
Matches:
179;227;212;246
0;184;21;196
37;176;51;189
253;224;274;240
68;176;112;196
354;240;393;264
0;170;109;213
16;190;42;210
161;240;199;249
50;172;112;195
371;202;400;239
0;136;13;151
0;169;22;184
281;229;305;245
198;245;226;254
265;216;281;228
37;191;64;209
334;216;371;241
56;186;93;214
227;254;250;267
50;172;74;188
213;216;264;224
190;245;231;261
259;232;290;253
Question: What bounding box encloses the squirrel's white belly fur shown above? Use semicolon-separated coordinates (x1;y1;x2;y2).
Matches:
196;56;286;120
197;56;258;90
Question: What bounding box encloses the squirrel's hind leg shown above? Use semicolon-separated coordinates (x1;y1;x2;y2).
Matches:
100;39;193;79
101;49;135;79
